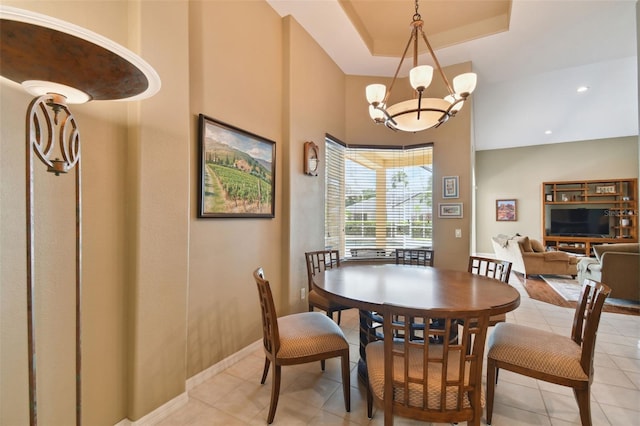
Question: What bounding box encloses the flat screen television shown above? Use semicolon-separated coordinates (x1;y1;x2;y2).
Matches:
548;208;611;237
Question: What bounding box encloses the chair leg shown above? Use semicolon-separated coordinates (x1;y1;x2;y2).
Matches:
337;310;342;325
266;364;281;424
574;387;592;426
366;382;373;419
260;358;270;384
486;359;497;425
321;359;325;371
341;352;351;412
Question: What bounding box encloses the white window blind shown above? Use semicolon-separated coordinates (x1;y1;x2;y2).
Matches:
325;137;433;258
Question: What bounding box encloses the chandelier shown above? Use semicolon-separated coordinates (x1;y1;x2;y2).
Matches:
366;0;477;132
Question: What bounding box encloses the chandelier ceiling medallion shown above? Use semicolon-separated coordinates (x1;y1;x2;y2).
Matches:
366;0;477;132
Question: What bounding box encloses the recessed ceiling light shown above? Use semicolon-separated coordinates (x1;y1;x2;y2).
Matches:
545;130;552;135
577;86;590;93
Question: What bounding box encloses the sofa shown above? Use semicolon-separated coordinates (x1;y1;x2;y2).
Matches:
577;243;639;302
491;234;579;278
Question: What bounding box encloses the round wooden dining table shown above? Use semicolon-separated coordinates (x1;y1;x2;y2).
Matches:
312;263;521;382
312;263;520;314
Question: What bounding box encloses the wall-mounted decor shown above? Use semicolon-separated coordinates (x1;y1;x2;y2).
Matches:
496;199;517;221
439;203;463;218
442;176;459;198
198;114;275;218
303;141;319;176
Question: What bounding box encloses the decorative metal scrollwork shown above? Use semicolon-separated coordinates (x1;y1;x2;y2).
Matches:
27;94;81;175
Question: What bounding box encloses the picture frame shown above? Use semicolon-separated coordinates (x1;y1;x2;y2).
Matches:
198;114;276;218
442;175;459;198
439;203;463;218
496;199;517;221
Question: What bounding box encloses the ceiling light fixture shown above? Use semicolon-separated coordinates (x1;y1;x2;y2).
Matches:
365;0;477;132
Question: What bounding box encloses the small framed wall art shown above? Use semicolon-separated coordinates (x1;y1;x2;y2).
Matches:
439;203;463;218
442;176;459;198
496;199;517;221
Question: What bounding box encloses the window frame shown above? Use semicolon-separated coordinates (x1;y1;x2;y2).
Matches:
324;135;434;259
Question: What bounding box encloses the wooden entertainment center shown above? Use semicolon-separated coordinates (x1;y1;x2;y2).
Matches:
542;178;638;256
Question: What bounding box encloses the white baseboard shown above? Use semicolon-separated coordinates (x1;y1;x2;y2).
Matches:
186;339;262;390
114;393;188;426
114;339;262;425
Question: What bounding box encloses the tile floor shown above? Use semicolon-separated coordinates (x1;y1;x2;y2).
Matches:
156;274;640;425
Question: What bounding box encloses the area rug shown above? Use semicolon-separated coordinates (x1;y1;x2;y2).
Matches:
541;275;640;311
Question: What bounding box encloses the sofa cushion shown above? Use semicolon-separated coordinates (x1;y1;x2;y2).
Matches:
542;251;572;262
530;239;545;253
593;243;640;262
516;236;533;253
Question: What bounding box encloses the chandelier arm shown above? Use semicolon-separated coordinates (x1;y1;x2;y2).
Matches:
376;104;398;126
413;24;419;69
419;28;454;95
384;29;417;105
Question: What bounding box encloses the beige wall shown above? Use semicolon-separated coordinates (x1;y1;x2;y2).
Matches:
475;136;639;255
186;0;284;380
282;16;347;312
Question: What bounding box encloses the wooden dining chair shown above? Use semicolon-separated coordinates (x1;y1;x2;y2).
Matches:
395;248;434;266
394;248;450;342
366;303;490;426
305;250;351;324
253;267;351;424
486;279;611;426
468;256;512;327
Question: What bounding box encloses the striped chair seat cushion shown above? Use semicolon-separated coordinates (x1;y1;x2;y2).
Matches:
366;341;483;410
488;322;587;381
277;312;348;359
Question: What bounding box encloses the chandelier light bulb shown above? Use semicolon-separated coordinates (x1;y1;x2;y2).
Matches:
444;94;465;113
453;73;477;96
410;65;433;91
366;84;386;106
369;105;385;122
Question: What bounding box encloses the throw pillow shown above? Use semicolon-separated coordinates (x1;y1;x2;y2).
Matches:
530;239;545;252
516;236;533;252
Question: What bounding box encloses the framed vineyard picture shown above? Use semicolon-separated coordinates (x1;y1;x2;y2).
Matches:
198;114;276;218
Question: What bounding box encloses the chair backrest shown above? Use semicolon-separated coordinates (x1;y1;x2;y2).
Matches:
571;279;611;375
305;250;340;290
468;255;512;283
395;248;434;266
254;267;280;357
378;303;490;424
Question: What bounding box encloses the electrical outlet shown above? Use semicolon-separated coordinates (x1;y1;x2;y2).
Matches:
300;287;306;300
455;229;462;238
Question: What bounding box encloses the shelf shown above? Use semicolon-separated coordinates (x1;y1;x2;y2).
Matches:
542;178;637;256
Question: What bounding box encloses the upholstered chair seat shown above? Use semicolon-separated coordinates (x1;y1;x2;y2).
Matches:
488;323;586;380
366;342;486;410
275;312;348;360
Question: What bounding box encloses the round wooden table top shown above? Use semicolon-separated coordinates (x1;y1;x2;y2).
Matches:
313;263;520;315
